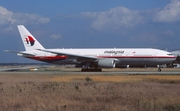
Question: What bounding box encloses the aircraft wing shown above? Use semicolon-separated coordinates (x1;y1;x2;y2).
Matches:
4;50;35;56
37;49;97;61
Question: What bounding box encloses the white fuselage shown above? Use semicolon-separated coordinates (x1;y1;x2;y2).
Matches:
21;48;176;67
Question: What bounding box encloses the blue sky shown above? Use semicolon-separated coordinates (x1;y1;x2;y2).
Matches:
1;0;180;63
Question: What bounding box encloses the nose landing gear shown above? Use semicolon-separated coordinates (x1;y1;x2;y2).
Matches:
157;65;162;72
157;68;161;72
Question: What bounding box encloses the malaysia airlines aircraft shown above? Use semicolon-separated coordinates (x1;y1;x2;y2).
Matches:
5;25;176;72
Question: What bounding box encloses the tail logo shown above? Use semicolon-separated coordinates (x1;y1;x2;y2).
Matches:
25;36;35;46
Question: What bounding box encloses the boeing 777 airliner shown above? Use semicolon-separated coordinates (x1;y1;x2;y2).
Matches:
5;25;176;72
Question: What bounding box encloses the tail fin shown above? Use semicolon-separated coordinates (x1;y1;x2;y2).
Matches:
17;25;44;51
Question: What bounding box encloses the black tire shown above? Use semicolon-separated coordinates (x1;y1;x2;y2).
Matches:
81;68;102;72
158;68;161;72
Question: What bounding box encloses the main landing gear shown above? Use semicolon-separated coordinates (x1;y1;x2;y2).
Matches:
81;67;102;72
157;65;162;72
81;63;102;72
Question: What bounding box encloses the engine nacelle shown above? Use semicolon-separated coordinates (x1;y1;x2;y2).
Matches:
98;59;116;68
115;65;129;68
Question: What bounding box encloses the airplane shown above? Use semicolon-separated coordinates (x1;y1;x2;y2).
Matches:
5;25;176;72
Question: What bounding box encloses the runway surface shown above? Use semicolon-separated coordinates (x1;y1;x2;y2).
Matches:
0;70;180;75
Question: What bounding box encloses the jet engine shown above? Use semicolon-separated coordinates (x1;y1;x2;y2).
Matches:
97;59;116;68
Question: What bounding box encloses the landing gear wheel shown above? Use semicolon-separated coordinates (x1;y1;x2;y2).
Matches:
158;68;161;72
81;68;102;72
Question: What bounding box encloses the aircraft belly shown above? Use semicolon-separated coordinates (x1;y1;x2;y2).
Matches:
51;59;79;64
117;58;174;66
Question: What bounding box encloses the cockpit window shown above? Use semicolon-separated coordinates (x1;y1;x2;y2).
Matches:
167;54;173;55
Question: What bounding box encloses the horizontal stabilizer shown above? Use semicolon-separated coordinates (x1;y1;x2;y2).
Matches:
4;50;35;56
